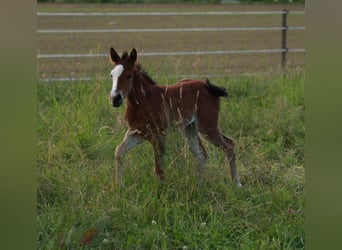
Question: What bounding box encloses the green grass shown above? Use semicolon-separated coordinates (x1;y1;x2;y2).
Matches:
37;70;304;249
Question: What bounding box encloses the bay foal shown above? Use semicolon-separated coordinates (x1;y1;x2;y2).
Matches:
109;48;241;187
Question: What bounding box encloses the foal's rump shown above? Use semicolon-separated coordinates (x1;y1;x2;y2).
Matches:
163;78;227;131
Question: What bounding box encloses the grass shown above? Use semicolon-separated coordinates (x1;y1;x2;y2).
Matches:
37;70;304;249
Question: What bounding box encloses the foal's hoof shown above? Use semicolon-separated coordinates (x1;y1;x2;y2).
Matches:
113;182;124;189
155;170;165;180
158;174;166;181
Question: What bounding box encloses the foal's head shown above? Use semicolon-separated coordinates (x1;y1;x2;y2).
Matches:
109;47;137;107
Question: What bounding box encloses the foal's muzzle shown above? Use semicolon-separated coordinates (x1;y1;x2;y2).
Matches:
112;94;123;107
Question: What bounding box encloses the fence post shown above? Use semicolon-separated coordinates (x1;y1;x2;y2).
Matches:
281;9;289;70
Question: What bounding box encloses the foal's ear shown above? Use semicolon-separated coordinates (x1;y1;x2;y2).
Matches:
130;48;137;63
110;47;120;64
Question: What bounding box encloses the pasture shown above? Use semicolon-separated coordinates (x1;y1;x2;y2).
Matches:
37;3;305;249
37;3;304;79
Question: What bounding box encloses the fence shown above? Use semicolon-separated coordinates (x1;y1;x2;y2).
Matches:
37;9;305;82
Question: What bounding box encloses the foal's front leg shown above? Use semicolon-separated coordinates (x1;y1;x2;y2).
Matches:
149;134;166;180
115;129;143;186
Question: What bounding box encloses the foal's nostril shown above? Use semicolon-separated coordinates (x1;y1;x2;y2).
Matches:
112;94;123;107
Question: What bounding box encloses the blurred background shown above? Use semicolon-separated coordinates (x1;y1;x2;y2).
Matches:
37;0;305;82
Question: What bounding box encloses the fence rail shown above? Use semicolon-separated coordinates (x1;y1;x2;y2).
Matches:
37;26;305;34
37;10;305;16
38;48;305;59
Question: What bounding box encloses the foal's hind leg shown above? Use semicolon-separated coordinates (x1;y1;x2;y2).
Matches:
202;128;242;187
184;123;208;180
221;134;242;187
115;129;144;186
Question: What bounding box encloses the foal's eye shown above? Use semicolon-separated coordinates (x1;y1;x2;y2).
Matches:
127;74;132;79
110;74;112;78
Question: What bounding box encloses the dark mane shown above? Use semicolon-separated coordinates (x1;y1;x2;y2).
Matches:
136;64;157;85
121;51;129;60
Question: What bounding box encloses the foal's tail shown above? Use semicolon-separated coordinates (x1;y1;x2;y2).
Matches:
205;78;228;97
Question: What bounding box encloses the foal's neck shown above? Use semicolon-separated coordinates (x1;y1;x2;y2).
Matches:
127;69;154;107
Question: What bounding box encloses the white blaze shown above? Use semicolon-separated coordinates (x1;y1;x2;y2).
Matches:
110;64;124;99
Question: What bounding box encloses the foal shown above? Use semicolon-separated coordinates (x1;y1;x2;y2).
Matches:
109;47;241;187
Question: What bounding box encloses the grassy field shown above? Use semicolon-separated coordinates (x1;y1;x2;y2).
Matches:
37;3;305;249
37;70;304;249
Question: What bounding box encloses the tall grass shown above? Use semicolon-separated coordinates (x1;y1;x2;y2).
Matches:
37;70;304;249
